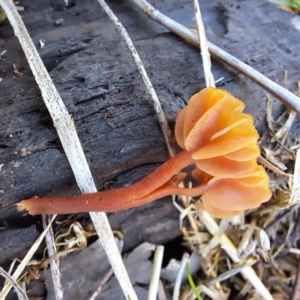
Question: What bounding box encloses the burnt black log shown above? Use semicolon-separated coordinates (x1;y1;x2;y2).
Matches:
0;0;299;278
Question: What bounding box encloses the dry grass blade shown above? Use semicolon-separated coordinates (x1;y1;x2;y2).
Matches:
0;215;56;298
42;215;64;300
96;0;175;157
0;267;28;300
173;252;190;300
148;245;165;300
205;261;255;285
89;268;114;300
262;148;288;171
291;149;300;205
258;156;292;177
129;0;300;113
266;94;296;156
194;284;225;300
178;183;199;233
275;111;296;140
0;1;137;299
193;0;215;87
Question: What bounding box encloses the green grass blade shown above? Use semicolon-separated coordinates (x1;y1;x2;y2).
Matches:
185;263;203;300
268;0;300;8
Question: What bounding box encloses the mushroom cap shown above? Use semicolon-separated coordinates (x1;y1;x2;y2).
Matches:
175;87;271;218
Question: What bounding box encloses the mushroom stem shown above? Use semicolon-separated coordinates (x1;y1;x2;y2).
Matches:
18;150;195;215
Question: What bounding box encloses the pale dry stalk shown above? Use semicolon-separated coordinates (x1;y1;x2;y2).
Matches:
193;0;215;88
173;252;190;300
96;0;175;157
148;245;165;300
291;149;300;205
42;215;64;300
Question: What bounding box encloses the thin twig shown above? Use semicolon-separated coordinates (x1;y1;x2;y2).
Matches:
0;215;56;298
42;215;64;300
173;252;190;300
0;1;137;300
193;0;215;87
129;0;300;114
291;258;300;300
204;261;255;285
96;0;175;157
0;267;29;300
264;205;297;232
148;245;165;300
89;268;114;300
258;155;292;177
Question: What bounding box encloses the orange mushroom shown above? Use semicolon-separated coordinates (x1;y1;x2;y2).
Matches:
17;87;271;217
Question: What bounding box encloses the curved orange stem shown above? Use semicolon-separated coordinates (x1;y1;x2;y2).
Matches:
18;150;195;215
